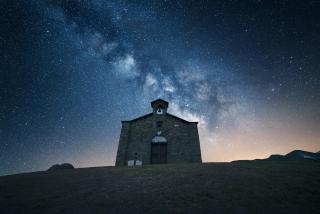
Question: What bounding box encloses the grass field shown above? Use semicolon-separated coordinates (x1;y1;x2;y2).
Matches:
1;160;320;213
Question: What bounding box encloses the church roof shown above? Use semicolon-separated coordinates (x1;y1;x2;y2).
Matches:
121;99;198;124
121;112;198;124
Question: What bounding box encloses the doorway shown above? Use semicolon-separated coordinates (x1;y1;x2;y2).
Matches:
151;143;167;164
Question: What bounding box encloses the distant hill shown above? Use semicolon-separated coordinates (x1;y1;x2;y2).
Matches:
266;154;285;161
47;163;74;171
1;161;320;213
263;150;320;161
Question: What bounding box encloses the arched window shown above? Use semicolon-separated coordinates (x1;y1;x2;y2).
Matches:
151;135;167;143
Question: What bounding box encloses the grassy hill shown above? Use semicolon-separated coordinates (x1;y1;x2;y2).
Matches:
1;161;320;213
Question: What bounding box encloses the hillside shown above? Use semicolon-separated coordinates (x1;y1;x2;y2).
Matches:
264;150;320;161
1;161;320;213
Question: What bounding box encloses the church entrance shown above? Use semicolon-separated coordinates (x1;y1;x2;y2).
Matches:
151;143;167;164
151;135;167;164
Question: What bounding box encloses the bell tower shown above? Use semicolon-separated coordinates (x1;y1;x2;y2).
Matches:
151;99;169;115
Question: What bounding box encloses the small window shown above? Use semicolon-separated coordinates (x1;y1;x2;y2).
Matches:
157;121;163;128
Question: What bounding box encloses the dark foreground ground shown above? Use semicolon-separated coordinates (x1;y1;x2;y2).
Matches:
1;161;320;214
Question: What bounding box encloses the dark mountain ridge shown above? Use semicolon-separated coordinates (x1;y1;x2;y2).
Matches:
263;150;320;161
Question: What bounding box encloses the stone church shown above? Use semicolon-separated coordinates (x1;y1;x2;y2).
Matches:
115;99;202;166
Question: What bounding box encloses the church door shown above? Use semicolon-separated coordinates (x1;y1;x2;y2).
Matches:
151;143;167;164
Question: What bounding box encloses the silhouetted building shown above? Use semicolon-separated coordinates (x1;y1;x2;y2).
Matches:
115;99;202;166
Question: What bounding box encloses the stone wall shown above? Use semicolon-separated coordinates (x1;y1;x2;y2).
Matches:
115;113;202;166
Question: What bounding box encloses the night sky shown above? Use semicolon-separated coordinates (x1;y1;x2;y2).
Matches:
1;0;320;175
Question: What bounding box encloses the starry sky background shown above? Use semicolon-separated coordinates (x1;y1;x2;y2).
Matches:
1;0;320;175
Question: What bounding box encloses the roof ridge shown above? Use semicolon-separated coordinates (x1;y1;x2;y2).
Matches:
121;112;198;124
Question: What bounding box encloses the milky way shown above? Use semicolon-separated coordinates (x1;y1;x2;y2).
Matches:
1;0;320;175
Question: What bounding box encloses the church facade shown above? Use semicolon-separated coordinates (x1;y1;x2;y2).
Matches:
115;99;202;166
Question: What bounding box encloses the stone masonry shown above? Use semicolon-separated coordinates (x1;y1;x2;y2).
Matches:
115;99;202;166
